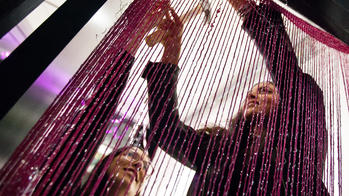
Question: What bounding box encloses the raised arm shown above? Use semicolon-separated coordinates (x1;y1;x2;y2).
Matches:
227;1;305;97
123;1;168;56
229;2;328;193
143;8;211;168
243;3;303;95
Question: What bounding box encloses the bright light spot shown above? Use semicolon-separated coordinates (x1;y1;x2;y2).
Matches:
0;51;10;60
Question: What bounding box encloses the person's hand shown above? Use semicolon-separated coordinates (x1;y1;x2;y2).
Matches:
124;1;169;55
142;1;170;34
227;0;249;12
156;8;183;64
157;8;183;49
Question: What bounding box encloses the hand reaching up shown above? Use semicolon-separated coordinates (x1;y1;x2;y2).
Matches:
157;7;183;64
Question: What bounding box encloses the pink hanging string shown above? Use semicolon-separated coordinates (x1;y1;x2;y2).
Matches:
0;0;347;195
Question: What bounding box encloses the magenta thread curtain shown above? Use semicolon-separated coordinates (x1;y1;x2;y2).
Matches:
0;0;348;195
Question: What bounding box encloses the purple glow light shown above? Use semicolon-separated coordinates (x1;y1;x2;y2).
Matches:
111;118;121;124
106;128;125;140
0;51;10;60
34;66;71;95
105;130;112;134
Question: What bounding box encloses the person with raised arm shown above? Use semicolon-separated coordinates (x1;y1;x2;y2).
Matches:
143;1;328;195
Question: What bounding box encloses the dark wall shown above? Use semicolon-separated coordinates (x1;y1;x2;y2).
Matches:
0;0;44;38
281;0;349;45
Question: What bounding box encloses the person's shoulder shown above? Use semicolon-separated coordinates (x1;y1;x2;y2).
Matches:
303;73;324;98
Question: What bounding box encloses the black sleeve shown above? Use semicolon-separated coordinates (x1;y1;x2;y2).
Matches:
242;3;303;99
241;3;325;131
142;62;212;169
242;5;327;194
